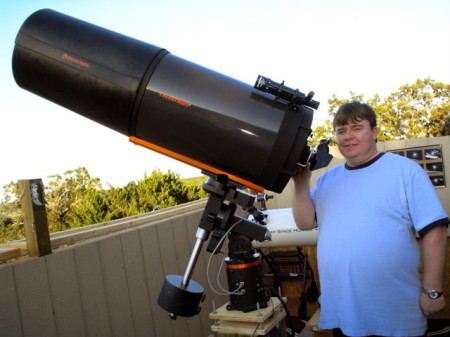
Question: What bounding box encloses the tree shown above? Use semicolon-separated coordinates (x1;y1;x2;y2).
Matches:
102;185;139;220
99;170;206;220
311;78;450;143
0;167;208;242
310;119;334;145
45;167;102;231
69;188;111;227
134;170;197;210
0;182;24;243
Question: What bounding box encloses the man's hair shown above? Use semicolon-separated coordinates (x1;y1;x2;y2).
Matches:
333;101;377;130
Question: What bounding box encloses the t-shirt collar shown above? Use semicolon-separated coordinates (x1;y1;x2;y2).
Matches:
345;152;385;170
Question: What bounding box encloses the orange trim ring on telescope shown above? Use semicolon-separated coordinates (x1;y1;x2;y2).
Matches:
129;136;265;193
226;260;261;270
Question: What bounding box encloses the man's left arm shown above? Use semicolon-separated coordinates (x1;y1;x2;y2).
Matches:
420;225;448;316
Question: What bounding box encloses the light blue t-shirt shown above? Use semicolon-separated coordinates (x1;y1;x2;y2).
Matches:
311;152;449;337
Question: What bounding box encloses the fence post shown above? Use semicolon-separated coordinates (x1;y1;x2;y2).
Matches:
19;179;52;257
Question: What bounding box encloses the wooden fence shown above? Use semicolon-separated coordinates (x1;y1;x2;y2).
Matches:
0;200;230;337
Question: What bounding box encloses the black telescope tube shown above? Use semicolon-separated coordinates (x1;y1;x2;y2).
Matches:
12;9;315;193
12;8;166;135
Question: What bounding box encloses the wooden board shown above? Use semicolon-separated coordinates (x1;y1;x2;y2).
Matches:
46;250;86;337
305;308;320;331
14;258;58;337
305;309;333;337
74;241;112;337
99;236;135;336
210;308;286;336
0;265;22;337
0;247;21;261
209;297;285;323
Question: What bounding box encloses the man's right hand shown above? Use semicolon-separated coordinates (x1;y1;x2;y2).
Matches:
292;162;312;186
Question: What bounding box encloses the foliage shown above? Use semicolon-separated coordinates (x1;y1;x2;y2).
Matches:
310;119;334;145
0;168;208;243
0;182;24;243
182;175;209;200
45;167;103;231
310;78;450;144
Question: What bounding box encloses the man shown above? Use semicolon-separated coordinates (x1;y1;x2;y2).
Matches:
292;101;448;337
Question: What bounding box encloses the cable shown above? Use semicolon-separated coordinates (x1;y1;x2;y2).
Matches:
206;219;245;296
215;254;246;295
269;286;296;337
251;322;259;337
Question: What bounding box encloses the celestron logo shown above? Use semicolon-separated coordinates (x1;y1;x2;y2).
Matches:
159;93;191;107
62;53;90;68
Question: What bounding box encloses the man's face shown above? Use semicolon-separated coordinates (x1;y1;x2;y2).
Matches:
335;119;378;167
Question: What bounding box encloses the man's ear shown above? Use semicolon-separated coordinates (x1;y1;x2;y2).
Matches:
373;127;378;142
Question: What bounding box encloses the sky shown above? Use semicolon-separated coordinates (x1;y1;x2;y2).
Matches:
1;0;449;191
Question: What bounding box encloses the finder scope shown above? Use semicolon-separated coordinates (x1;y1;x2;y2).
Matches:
12;9;327;193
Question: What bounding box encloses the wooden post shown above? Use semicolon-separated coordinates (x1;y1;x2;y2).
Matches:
19;179;52;257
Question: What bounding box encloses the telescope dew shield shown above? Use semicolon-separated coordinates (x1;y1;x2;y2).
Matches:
12;9;167;136
12;9;316;193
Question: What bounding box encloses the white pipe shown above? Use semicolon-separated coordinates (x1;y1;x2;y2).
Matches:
251;208;318;248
